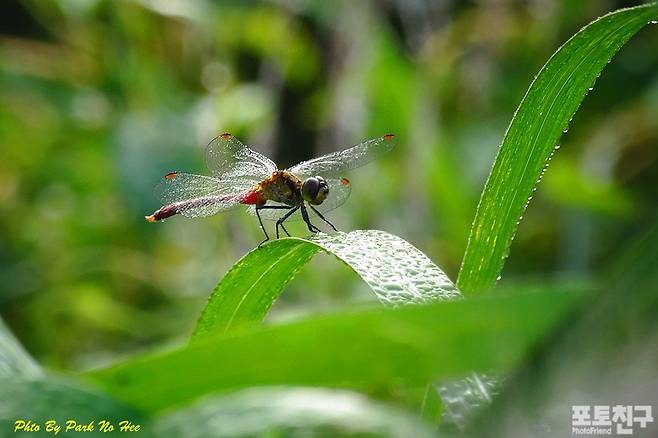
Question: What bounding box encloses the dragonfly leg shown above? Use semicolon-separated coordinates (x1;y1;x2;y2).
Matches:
279;222;291;238
255;206;270;247
275;206;299;238
300;203;321;233
256;204;295;240
308;205;337;231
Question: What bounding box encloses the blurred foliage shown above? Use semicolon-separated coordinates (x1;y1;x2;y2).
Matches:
0;0;657;371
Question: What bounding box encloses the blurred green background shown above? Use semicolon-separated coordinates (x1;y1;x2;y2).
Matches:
1;0;656;370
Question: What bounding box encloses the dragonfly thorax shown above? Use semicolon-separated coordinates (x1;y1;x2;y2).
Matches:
258;171;304;206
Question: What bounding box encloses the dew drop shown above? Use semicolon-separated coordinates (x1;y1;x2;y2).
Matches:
555;144;561;150
496;275;502;281
650;20;657;24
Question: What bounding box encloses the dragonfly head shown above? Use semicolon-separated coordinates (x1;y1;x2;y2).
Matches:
301;176;329;205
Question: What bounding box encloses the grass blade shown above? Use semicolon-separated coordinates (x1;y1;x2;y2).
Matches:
457;3;658;294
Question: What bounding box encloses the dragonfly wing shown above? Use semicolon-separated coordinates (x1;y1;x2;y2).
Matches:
311;177;352;215
287;134;396;180
154;172;253;218
205;133;277;180
155;172;222;204
245;177;351;221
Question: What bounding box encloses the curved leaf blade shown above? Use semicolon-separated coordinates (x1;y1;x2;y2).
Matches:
193;230;460;339
457;3;658;293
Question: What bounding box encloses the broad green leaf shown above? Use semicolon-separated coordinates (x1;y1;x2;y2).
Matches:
0;318;41;378
457;3;658;294
193;230;460;339
0;377;147;437
84;289;584;413
154;387;436;438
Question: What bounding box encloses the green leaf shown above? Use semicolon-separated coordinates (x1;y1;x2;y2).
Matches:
457;3;658;294
154;387;436;438
193;230;460;339
83;289;584;414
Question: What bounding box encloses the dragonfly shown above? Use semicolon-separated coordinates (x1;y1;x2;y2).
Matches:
145;132;397;244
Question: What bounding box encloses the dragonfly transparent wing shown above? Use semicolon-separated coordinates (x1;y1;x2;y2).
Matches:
312;177;352;214
246;177;351;221
205;133;277;180
154;172;252;218
287;134;396;180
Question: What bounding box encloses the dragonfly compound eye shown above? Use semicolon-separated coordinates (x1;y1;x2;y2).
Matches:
302;176;329;205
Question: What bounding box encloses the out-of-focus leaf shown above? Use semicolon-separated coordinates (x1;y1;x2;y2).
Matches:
193;230;460;339
0;318;41;378
84;289;584;413
154;387;436;438
458;3;658;294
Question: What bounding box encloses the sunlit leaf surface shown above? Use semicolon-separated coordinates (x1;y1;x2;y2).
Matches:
193;230;460;339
